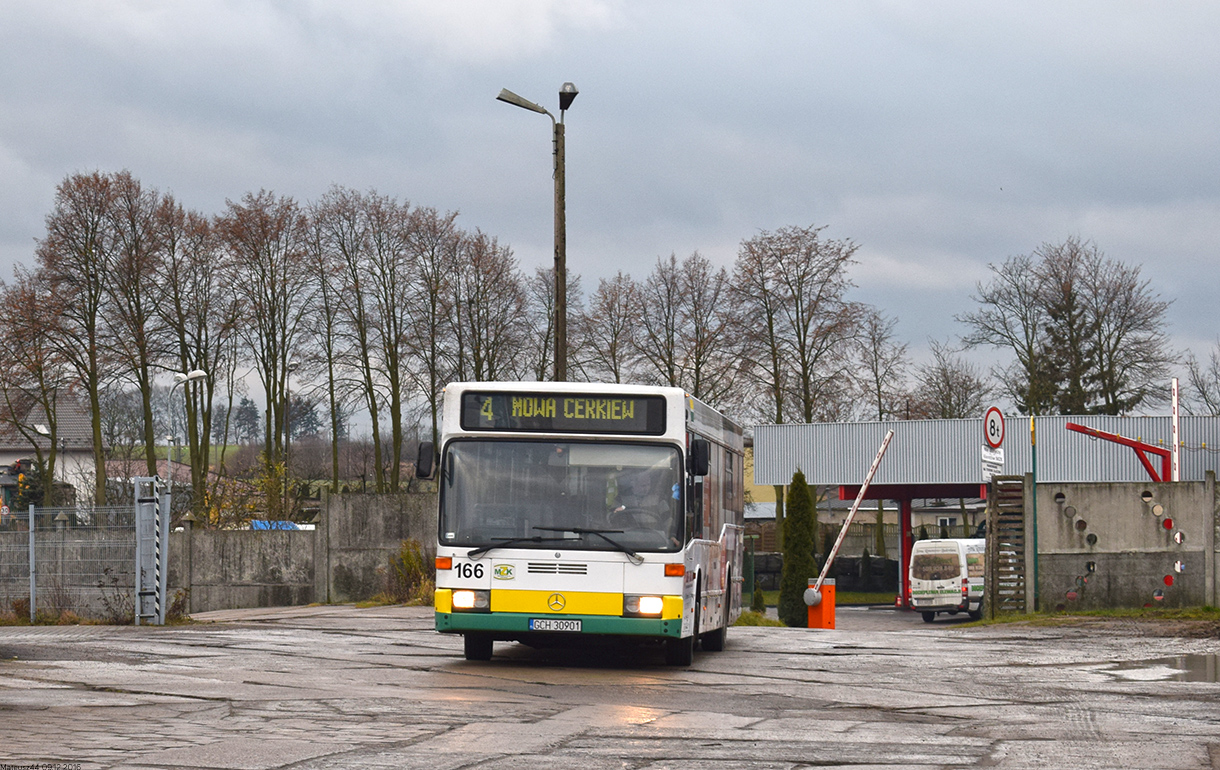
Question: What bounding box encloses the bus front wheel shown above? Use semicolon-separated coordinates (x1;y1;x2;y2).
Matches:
665;634;694;666
464;633;493;661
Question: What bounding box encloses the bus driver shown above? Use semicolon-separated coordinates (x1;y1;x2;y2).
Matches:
610;469;681;547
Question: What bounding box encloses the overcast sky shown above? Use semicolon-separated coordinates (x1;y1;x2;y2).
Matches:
3;1;1218;397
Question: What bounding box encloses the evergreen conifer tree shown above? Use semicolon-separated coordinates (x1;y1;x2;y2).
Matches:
778;469;817;627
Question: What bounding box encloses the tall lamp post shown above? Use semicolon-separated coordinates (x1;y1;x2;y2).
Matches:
497;82;578;381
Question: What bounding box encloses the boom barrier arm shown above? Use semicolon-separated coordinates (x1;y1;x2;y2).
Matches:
811;429;894;594
1064;422;1171;483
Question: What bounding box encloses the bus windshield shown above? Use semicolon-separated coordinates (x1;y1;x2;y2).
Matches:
439;440;683;553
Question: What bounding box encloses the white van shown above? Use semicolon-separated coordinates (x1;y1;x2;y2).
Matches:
908;538;984;622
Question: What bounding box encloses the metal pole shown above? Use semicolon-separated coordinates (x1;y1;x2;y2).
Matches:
553;119;567;382
28;504;35;623
158;485;170;624
1030;417;1038;611
1172;377;1181;482
284;377;291;518
134;483;142;626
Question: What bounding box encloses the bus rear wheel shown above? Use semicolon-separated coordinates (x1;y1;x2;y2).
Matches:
463;633;493;661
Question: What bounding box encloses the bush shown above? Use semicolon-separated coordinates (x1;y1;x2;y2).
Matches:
97;567;133;625
860;548;872;591
383;539;435;605
167;589;190;622
734;610;783;627
750;586;767;613
778;469;817;627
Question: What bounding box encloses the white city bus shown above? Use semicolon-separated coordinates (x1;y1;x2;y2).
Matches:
419;382;744;665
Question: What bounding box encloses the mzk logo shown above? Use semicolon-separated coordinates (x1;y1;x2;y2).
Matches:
493;564;515;580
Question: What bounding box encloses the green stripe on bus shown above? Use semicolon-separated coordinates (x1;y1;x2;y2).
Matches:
437;612;683;638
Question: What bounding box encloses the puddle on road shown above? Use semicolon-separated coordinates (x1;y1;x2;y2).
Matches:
1103;655;1220;683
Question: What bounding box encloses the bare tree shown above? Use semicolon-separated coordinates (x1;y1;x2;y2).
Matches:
522;266;585;382
312;187;386;493
159;197;241;520
101;172;169;478
908;340;992;419
731;224;859;546
403;206;460;450
304;204;347;494
961;237;1174;415
217;190;314;518
1185;341;1220;415
1037;239;1097;414
766;226;860;423
450;230;526;382
579;272;640;384
856;308;909;421
635;253;684;388
0;272;73;499
35;171;119;504
1084;249;1175;414
363;192;416;490
959;252;1052;414
679;252;738;405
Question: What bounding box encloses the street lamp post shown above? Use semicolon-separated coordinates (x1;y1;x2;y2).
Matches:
497;82;578;381
170;369;207;506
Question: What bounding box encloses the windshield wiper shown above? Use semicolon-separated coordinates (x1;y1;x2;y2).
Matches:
466;535;577;559
532;526;642;564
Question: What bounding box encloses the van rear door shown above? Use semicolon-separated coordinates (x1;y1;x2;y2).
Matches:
909;542;963;611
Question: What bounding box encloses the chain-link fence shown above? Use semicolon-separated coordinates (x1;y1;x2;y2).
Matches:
0;505;138;623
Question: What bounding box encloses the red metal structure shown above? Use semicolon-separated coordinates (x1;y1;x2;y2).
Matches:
1064;422;1172;483
837;482;988;609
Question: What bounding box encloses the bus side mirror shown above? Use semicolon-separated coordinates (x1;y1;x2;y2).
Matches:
415;442;435;479
689;438;710;477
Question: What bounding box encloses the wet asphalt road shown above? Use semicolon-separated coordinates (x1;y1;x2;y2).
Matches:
1;604;1218;769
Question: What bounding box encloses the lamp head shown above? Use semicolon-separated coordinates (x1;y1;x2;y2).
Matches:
559;82;578;112
497;88;548;115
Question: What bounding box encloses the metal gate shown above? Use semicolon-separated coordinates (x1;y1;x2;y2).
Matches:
0;478;170;624
985;475;1033;618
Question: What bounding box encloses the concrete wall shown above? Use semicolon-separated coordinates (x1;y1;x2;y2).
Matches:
316;491;437;604
171;491;438;614
1035;474;1217;610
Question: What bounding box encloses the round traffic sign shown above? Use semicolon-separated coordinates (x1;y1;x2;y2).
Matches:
984;407;1005;448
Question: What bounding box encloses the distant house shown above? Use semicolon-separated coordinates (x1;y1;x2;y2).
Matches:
0;396;97;508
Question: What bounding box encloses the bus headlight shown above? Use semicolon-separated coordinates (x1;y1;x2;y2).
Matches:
623;595;664;617
452;589;490;612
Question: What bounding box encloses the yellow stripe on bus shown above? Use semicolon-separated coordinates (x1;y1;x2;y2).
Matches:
435;589;452;613
492;590;621;616
490;590;683;619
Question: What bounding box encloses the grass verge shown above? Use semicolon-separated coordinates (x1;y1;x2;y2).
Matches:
734;610;784;627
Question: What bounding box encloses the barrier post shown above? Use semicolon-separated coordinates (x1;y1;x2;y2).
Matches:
806;578;836;629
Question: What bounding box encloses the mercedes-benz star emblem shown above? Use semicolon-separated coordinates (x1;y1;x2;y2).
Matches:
547;593;566;611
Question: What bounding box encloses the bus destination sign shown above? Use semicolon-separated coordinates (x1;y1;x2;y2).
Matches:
461;392;667;435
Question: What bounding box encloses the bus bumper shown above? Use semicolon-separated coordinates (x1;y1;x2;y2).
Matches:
436;611;683;638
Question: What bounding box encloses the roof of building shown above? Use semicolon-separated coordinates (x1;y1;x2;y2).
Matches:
0;394;96;453
754;415;1220;486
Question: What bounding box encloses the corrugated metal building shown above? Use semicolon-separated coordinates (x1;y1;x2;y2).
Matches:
754;415;1220;487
